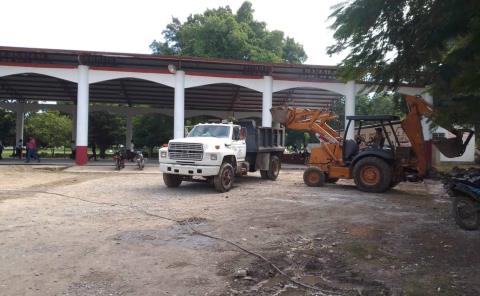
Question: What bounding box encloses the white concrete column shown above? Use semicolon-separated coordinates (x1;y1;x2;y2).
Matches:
345;80;356;140
126;112;133;147
174;70;185;139
71;108;77;142
262;76;273;127
421;92;437;167
15;103;25;145
421;92;433;140
75;65;89;165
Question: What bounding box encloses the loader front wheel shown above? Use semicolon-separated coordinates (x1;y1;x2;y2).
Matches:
303;167;325;187
353;157;392;193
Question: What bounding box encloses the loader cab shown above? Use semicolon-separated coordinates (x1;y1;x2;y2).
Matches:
343;115;401;163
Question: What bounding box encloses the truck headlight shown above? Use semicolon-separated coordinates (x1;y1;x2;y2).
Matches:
160;151;167;158
210;154;217;160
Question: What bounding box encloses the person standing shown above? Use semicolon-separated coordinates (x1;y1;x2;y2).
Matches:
70;140;76;160
25;137;33;163
31;137;40;162
89;141;97;161
25;137;40;163
16;139;23;160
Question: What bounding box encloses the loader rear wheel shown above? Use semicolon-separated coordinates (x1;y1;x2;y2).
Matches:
163;173;182;188
303;167;325;187
214;162;235;193
353;157;392;193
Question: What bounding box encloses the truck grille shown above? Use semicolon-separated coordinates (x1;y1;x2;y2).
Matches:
168;142;203;161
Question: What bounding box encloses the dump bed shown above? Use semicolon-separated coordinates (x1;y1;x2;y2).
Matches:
239;120;285;153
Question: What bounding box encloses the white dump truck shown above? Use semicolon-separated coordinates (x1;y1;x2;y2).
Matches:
159;120;285;192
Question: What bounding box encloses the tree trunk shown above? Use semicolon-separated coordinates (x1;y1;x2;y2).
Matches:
100;146;106;159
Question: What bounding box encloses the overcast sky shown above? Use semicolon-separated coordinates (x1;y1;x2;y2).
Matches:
1;0;344;65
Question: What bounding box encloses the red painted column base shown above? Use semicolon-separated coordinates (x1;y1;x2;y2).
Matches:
75;146;88;165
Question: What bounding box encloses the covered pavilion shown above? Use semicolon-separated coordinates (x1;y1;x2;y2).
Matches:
0;46;427;165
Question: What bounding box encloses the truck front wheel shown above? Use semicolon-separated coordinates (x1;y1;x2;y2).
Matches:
214;163;235;192
163;173;182;188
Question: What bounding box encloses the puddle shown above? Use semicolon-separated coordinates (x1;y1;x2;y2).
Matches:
112;223;215;250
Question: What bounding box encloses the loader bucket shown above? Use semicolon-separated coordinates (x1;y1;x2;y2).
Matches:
270;106;290;124
433;129;474;158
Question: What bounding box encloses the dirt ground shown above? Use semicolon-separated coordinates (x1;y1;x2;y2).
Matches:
0;165;479;296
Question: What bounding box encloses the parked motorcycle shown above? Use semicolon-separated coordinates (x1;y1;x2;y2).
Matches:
134;150;145;170
446;177;480;230
113;147;126;170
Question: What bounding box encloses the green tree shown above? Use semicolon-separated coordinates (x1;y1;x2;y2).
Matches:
133;114;173;157
25;110;71;156
356;93;405;117
150;1;307;63
89;111;126;158
328;0;480;131
329;93;404;131
0;109;16;147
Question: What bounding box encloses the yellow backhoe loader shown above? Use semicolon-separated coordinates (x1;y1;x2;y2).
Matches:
271;95;473;193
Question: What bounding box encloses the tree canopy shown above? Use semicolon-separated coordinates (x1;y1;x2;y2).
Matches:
328;0;480;129
25;110;71;154
89;111;125;157
150;1;307;63
0;109;15;146
133;114;172;155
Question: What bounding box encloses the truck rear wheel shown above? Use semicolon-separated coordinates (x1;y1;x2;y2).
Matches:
163;173;182;188
267;155;281;180
353;157;392;193
303;167;325;187
214;163;235;192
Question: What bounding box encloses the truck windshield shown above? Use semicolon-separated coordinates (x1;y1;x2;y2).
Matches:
187;125;230;138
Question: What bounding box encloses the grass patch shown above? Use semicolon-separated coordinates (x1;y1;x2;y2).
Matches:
341;241;397;263
403;274;456;296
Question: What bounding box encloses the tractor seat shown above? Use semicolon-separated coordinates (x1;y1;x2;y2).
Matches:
343;139;359;161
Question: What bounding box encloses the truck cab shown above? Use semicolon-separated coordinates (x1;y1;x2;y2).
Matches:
159;121;285;192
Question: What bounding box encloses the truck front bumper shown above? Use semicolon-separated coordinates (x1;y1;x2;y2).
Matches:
159;163;220;176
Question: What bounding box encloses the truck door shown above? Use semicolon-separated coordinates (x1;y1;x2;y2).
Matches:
231;126;246;161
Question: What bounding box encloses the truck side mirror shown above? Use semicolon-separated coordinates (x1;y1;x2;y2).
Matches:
240;128;247;140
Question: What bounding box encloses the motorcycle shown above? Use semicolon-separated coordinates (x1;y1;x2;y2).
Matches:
125;149;145;170
445;177;480;230
113;147;126;170
134;150;145;170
